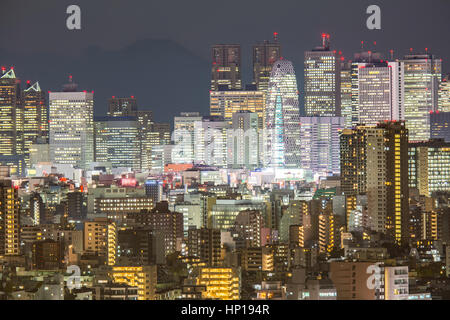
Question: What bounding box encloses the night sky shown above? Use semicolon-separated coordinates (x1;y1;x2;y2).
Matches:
1;0;449;123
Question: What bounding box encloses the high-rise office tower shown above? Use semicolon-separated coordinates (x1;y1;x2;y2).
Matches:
0;68;25;175
350;50;383;127
304;34;341;116
227;111;260;169
340;121;409;244
265;59;301;168
194;116;229;167
137;110;155;171
430;111;450;142
340;61;353;129
94;116;141;170
141;122;171;171
22;81;48;168
357;61;404;125
49;77;94;169
299;116;344;175
439;74;450;112
408;139;450;196
211;44;242;91
253;33;281;92
107;96;138;117
401;53;441;141
0;179;20;255
172;112;203;164
350;51;404;127
210;88;266;129
151;123;171;145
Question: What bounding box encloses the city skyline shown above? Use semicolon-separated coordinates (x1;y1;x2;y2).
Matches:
1;0;450;303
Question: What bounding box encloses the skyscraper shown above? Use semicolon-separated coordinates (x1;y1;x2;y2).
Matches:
265;59;301;168
49;77;94;169
23;81;48;168
340;121;409;244
194;116;229;168
304;34;341;117
227;111;260;169
401;53;441;141
211;44;242;91
299;116;344;175
172;112;202;164
0;67;25;174
340;61;353;129
439;74;450;112
357;61;404;125
107;96;138;117
210;88;266;129
253;33;281;92
94;116;141;170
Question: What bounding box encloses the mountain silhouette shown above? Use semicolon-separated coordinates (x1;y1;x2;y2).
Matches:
0;38;211;123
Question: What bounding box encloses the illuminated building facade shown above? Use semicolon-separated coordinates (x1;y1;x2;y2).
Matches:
22;81;48;169
49;79;94;169
187;228;221;266
253;35;281;92
340;122;409;244
197;267;240;300
172;112;202;164
401;53;441;141
227;111;261;169
94;116;141;170
194;116;229;167
107;96;138;117
0;68;25;175
439;74;450;112
211;44;242;91
304;34;341;116
299;116;344;175
210;89;265;128
0;180;20;256
94;197;154;216
430;111;450;142
83;218;117;265
357;61;404;125
408;139;450;196
340;61;353;129
265;59;301;168
110;265;157;300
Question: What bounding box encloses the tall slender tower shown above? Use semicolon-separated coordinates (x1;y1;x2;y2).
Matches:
49;76;94;169
340;121;409;245
0;67;25;174
0;180;20;255
23;81;48;168
211;44;242;91
304;34;341;116
253;33;281;92
265;59;301;168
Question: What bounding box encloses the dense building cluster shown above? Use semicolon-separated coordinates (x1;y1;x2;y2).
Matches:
0;33;449;300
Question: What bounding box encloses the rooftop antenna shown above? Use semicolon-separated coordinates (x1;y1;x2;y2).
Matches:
322;33;330;50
